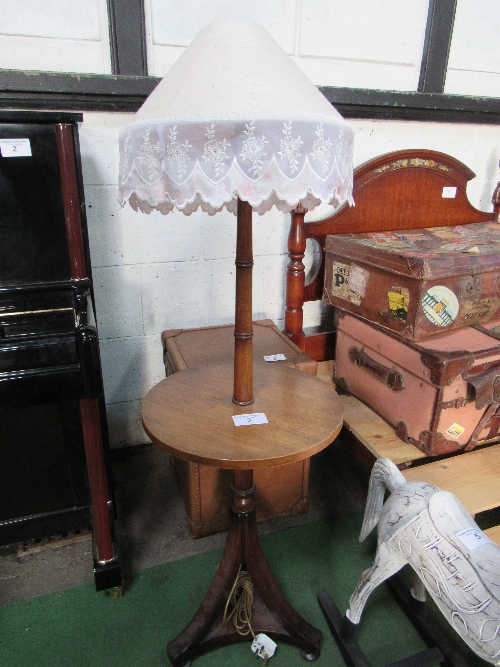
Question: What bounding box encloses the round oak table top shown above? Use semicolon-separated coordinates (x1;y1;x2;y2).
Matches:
141;361;343;470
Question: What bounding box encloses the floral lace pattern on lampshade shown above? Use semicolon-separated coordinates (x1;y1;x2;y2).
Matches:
119;112;354;216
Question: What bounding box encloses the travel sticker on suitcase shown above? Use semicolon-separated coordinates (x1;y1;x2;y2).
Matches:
421;285;459;327
388;287;409;323
330;261;369;306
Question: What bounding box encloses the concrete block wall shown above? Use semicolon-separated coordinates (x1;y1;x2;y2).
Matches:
1;1;499;447
4;1;498;95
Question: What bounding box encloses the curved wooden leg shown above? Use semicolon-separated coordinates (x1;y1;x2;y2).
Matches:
167;470;322;666
166;505;245;666
242;509;322;658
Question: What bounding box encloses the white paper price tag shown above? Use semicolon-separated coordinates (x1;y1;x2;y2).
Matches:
0;139;32;157
232;413;268;426
455;527;493;551
442;186;457;199
263;354;286;362
251;633;277;663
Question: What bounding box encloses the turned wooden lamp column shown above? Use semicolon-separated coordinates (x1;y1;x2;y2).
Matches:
232;197;255;600
233;198;254;405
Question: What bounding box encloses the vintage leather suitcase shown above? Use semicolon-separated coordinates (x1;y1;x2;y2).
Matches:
162;319;317;376
324;222;500;341
161;319;316;537
334;310;500;456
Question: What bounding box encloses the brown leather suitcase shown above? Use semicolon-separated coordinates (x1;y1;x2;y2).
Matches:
324;222;500;342
334;309;500;456
161;319;317;537
162;319;317;376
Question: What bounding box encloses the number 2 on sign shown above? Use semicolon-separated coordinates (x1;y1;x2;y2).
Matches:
0;139;32;157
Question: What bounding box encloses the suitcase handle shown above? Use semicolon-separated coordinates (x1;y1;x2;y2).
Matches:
465;365;500;409
348;346;405;391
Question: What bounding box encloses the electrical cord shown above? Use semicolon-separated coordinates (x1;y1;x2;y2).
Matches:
223;565;255;638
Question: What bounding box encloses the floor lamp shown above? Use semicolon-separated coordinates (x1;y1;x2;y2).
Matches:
119;19;354;665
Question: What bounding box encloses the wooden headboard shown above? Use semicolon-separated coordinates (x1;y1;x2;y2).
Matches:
284;149;500;360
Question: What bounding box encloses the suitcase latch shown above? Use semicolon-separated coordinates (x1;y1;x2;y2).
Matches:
460;274;482;299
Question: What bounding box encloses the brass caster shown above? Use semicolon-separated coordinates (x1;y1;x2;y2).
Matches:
107;584;125;598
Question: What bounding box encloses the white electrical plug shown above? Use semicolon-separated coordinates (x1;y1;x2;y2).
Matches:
251;633;277;664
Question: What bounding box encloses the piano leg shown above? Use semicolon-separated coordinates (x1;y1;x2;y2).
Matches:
80;398;123;593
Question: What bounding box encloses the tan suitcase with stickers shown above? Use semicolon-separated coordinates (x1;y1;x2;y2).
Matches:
324;222;500;342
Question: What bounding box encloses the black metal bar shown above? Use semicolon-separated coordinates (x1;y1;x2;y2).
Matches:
387;576;471;667
319;576;474;667
320;87;500;124
0;109;82;124
0;506;91;547
107;0;147;76
0;70;156;96
0;70;499;122
386;647;444;667
418;0;457;93
0;279;90;294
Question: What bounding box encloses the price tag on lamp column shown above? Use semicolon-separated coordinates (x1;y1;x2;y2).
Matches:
0;139;32;157
233;413;268;426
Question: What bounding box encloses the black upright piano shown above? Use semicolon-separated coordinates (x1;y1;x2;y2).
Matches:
0;110;121;592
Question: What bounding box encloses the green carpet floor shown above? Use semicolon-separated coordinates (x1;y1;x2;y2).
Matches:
0;512;486;667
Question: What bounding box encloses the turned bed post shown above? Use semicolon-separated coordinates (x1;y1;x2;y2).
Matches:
285;204;307;350
493;177;500;223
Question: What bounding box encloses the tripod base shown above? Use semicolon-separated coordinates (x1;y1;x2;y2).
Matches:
167;473;322;666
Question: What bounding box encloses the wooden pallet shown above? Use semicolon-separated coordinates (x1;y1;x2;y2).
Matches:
403;445;500;517
485;525;500;546
339;394;427;468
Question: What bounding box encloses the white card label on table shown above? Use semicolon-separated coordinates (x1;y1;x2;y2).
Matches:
232;413;268;426
0;139;32;157
455;527;493;551
264;354;286;362
442;186;457;198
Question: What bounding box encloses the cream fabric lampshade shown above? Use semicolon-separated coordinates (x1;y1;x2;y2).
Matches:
119;20;354;216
